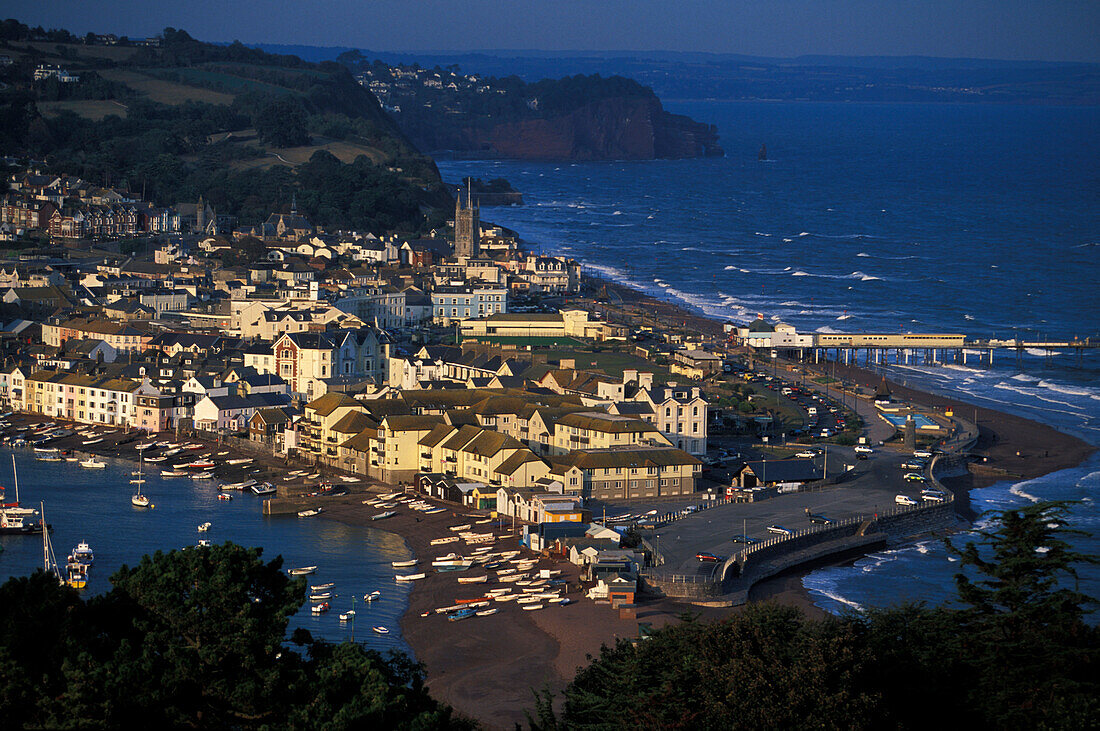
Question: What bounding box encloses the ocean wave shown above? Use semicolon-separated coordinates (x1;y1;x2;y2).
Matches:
1011;373;1041;382
754;232;772;237
798;231;811;237
1037;380;1095;397
857;252;870;257
782;238;793;242
837;314;852;320
1026;348;1063;357
816;325;840;333
792;270;811;276
849;271;882;281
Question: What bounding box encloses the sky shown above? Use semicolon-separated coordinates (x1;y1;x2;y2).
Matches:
4;0;1099;63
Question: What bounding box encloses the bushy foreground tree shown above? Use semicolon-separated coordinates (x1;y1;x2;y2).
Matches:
530;502;1097;730
0;543;473;729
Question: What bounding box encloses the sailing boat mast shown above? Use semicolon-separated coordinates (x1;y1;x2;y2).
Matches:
40;501;60;581
12;454;19;504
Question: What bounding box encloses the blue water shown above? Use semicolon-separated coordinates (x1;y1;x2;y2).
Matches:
437;100;1100;614
0;451;413;651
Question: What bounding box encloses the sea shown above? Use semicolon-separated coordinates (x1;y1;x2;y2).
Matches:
0;451;413;652
436;99;1100;615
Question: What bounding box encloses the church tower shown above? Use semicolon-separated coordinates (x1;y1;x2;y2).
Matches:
454;180;479;259
196;195;206;234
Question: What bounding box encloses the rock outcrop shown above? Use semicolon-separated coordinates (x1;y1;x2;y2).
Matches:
425;96;722;161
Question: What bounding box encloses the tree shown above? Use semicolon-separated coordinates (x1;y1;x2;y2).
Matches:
0;543;472;729
946;501;1099;727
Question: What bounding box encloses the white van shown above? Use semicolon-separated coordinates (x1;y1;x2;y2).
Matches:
895;494;917;506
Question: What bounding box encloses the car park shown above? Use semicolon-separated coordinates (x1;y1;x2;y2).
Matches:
895;494;918;506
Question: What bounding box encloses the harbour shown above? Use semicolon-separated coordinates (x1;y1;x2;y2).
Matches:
0;447;414;649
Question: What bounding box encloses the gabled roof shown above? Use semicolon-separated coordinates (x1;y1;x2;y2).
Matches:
331;410;378;435
306;391;360;417
556;412;660;434
381;414;444;432
494;450;545;476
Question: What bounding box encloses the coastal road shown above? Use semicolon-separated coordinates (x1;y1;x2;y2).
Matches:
648;450;928;576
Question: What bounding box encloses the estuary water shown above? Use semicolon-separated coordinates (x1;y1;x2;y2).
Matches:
437;99;1100;614
0;450;413;651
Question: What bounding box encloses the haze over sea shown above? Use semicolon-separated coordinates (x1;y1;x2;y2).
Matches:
438;99;1100;613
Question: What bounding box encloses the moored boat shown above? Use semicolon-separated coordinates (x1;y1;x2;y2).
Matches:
310;602;329;615
217;493;232;501
371;510;396;521
288;565;318;576
297;508;322;518
394;572;425;582
197;522;211;532
79;457;106;469
391;559;417;568
372;626;389;634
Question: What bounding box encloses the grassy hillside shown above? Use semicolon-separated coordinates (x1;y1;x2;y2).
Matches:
0;22;450;234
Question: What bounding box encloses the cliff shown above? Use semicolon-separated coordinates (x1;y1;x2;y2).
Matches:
464;96;722;161
346;65;723;161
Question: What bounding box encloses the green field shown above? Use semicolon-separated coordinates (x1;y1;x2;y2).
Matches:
38;100;128;120
97;69;236;105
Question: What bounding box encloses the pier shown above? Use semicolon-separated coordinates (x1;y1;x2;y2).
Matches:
790;335;1100;369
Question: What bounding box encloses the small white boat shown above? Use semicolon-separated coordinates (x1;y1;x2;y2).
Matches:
297;508;322;518
457;575;488;584
309;592;333;600
161;470;187;477
372;626;389;635
197;522;211;532
217;493;232;501
197;539;211;547
307;473;320;480
395;572;426;582
131;494;151;508
79;458;106;469
363;590;382;602
339;611;355;621
191;472;214;480
310;602;329;615
288;566;318;576
429;536;460;546
448;524;471;532
82;438;103;446
226;458;252;465
222;480;255;491
521;604;543;611
475;608;499;617
391;559;418;568
371;511;396;521
311;582;335;591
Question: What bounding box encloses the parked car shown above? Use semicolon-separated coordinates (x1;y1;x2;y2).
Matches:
913;449;933;459
903;472;926;482
808;514;833;525
895;494;918;506
902;460;927;470
854;445;874;455
730;534;756;544
696;552;721;562
766;525;793;536
796;450;818;458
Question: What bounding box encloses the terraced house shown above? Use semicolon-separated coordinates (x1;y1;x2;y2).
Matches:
16;369;138;426
549;446;701;500
548;411;671;456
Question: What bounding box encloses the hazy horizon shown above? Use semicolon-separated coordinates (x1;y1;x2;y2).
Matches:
4;1;1098;64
